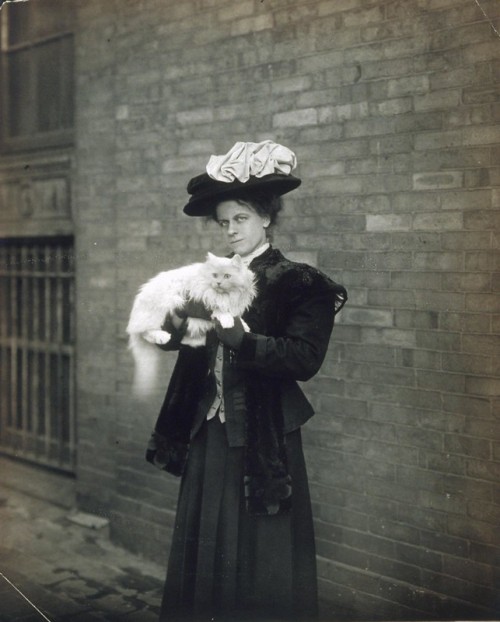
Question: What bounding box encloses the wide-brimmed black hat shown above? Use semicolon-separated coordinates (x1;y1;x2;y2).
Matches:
183;172;302;216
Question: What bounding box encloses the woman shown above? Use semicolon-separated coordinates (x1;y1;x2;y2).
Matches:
146;141;347;621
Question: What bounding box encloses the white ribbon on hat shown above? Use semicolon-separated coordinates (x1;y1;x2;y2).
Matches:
206;140;297;183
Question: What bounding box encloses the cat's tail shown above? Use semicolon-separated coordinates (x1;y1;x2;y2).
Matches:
128;333;162;397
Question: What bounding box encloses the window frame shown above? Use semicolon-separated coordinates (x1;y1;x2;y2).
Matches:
0;2;75;154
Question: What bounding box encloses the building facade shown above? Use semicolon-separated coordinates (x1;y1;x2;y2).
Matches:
1;0;499;619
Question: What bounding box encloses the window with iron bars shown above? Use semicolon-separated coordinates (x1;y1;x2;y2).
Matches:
0;237;76;472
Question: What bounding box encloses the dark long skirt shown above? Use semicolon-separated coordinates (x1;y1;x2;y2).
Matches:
159;416;318;622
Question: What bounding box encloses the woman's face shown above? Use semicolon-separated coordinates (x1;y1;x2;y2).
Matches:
215;200;270;257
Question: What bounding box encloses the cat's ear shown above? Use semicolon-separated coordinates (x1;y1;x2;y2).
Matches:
206;252;217;261
231;254;243;267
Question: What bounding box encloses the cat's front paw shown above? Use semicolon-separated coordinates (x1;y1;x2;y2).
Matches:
213;313;234;329
143;329;171;345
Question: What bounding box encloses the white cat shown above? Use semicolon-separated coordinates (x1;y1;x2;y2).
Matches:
126;252;256;396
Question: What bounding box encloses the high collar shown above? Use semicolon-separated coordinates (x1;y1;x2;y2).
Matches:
240;242;270;266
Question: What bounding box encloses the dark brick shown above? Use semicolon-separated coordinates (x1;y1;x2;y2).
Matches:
369;516;420;546
396;542;443;572
466;459;500;483
420;530;469;558
395;310;439;330
401;348;441;370
397;504;448;533
467;500;500;525
420;569;498;613
420;450;465;475
444;434;492;458
465;417;500;438
369;402;425;426
342;343;395;365
416;330;462;351
469;541;500;567
443;393;492;418
447;515;498;544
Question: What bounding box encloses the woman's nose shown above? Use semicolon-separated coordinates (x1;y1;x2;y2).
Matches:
227;221;237;235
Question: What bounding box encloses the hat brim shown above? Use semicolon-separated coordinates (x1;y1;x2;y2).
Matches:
183;173;301;216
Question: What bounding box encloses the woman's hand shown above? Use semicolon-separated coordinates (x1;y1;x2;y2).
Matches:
214;317;245;350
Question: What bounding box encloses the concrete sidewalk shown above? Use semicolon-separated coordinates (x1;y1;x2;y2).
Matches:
0;466;164;622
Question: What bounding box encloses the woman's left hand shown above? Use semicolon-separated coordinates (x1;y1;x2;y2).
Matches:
214;317;245;350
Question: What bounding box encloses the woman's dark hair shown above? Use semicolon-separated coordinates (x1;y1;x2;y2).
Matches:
208;190;283;227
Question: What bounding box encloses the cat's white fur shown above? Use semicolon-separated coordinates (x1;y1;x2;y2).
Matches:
126;252;256;396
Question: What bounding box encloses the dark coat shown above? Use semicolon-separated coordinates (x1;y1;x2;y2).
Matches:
147;247;347;498
153;247;347;616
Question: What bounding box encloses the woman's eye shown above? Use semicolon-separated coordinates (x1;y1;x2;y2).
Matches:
218;221;228;228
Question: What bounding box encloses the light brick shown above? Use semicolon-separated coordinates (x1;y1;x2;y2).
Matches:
368;289;416;309
463;125;500;146
370;98;413;116
414;130;463;151
216;1;254;22
342;308;393;327
392;272;442;290
412;172;463;191
345;117;395;138
415;291;464;312
313;177;363;195
466;377;500;397
272;75;313;95
388;75;429;98
317;0;365;14
273;108;318;128
413;252;464;271
318;102;369;123
361;327;417;347
176;108;214;125
230;13;274;36
414;89;461;111
366;214;410;231
412;211;463;231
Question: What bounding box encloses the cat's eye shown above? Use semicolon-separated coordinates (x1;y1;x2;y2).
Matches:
223;274;231;279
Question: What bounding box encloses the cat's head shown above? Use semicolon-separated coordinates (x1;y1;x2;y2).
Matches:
201;252;252;294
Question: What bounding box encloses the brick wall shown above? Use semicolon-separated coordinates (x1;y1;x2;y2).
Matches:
73;0;500;618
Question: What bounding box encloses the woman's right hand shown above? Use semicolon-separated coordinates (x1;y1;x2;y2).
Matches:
214;317;245;350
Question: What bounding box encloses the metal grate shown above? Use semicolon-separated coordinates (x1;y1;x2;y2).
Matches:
0;237;75;472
